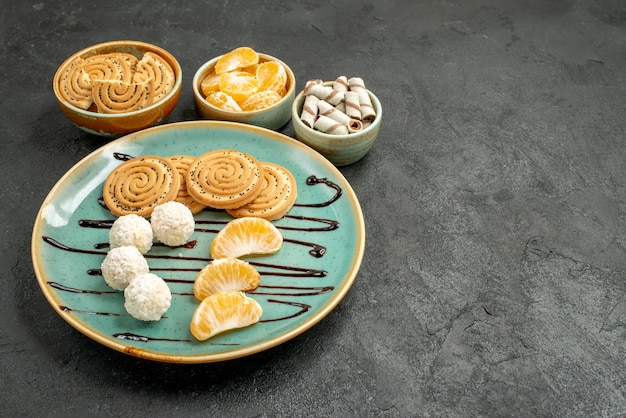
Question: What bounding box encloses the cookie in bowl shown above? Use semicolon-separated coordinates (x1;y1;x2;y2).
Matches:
53;40;182;137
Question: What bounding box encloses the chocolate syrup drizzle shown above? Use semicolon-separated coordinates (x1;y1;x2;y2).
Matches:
43;153;347;346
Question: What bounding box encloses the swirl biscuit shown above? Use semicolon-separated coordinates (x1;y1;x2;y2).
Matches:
92;78;154;114
185;150;264;209
134;52;175;103
82;53;137;84
166;155;206;215
57;57;93;110
226;162;297;220
103;156;180;217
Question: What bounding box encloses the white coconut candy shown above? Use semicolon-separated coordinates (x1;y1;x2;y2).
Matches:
124;272;171;321
101;246;149;291
109;214;153;254
150;201;195;247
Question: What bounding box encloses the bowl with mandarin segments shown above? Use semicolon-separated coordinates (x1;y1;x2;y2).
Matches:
192;51;296;131
291;81;382;166
53;40;182;137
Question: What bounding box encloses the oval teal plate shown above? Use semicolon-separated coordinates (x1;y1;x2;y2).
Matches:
31;121;365;363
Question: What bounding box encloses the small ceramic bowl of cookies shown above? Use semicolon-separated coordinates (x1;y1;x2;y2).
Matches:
192;47;296;131
53;40;182;137
291;79;382;166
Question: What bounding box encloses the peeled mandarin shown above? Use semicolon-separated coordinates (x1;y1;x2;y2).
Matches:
218;72;258;103
241;63;260;74
210;217;283;259
214;47;259;74
200;71;220;96
205;91;242;111
194;258;261;300
256;61;287;94
241;90;283;111
190;291;263;341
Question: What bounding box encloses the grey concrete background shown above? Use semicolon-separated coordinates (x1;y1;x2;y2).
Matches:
1;0;625;416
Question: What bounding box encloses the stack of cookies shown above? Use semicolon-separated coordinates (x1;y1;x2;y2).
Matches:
102;149;297;221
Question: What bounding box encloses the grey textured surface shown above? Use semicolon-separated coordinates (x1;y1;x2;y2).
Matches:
1;0;625;416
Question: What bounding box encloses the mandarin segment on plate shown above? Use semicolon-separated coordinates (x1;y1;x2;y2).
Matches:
194;257;261;301
214;47;259;74
218;71;258;103
211;217;283;259
256;61;287;94
190;291;263;341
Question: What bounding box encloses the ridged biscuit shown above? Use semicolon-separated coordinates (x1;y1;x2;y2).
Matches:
166;155;206;215
103;156;180;217
82;52;137;84
134;52;175;102
92;78;154;113
226;162;297;220
57;57;93;110
185;150;264;209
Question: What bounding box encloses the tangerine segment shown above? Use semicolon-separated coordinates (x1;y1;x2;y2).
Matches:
190;291;263;341
214;47;259;75
241;63;259;74
205;91;242;112
200;71;220;96
194;258;261;301
218;72;258;103
256;61;287;94
211;217;283;259
241;90;283;111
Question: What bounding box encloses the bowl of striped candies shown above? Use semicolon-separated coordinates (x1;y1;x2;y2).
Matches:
291;77;382;166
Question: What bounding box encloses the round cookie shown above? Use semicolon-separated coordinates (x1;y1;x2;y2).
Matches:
103;156;180;217
92;78;153;113
185;149;265;209
82;52;137;85
226;162;297;220
57;57;93;110
166;155;206;215
134;51;176;102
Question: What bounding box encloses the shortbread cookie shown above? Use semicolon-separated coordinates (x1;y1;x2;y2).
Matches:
167;155;206;214
57;57;93;110
185;149;264;209
226;162;297;220
92;78;154;113
103;156;180;217
82;52;137;84
134;52;175;102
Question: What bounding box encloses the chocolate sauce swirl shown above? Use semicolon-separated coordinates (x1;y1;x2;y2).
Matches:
294;176;343;208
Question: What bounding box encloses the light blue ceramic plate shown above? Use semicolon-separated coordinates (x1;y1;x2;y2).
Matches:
31;121;365;363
